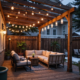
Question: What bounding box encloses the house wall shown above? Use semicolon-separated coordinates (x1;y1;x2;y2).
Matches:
0;12;6;66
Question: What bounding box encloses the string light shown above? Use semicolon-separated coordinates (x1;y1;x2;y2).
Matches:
11;6;14;10
55;21;58;26
42;28;44;32
18;11;20;14
46;13;49;16
21;30;23;32
15;25;17;28
29;25;31;27
45;27;46;30
41;18;44;21
26;26;28;28
47;25;49;29
37;21;40;24
7;15;10;17
51;24;53;28
32;12;34;15
19;26;21;28
51;7;54;11
12;24;14;27
6;27;8;29
9;29;11;31
22;26;24;28
39;12;41;14
25;12;27;14
16;16;18;19
61;19;63;24
8;22;10;24
33;23;35;26
23;14;25;16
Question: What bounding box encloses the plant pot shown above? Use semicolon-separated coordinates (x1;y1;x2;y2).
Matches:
0;66;8;80
32;56;34;58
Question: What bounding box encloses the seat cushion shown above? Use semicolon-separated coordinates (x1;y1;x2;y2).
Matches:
43;58;48;64
51;52;57;55
25;50;34;56
13;53;20;61
57;53;64;55
17;60;31;66
35;50;43;55
42;50;46;56
45;51;50;57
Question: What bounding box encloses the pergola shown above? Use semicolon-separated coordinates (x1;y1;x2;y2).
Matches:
0;0;75;72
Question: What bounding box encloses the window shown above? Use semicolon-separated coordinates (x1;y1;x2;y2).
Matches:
63;26;65;35
47;29;50;35
53;30;56;35
63;31;65;35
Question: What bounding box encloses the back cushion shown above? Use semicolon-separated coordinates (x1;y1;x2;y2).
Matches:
57;53;64;55
35;50;43;55
26;50;34;56
11;50;16;57
42;50;46;56
13;53;20;61
45;51;50;57
51;52;57;55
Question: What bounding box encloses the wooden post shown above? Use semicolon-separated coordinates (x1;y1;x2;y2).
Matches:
38;29;41;50
67;13;72;72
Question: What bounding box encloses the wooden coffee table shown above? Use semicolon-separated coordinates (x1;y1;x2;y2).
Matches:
29;57;39;66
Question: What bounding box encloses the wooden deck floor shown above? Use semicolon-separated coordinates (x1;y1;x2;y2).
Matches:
2;60;80;80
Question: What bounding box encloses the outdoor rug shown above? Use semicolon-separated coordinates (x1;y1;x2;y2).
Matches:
25;63;48;71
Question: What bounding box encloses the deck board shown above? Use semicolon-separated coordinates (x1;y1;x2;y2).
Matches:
2;60;80;80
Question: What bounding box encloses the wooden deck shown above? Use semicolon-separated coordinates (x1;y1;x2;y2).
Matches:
2;60;80;80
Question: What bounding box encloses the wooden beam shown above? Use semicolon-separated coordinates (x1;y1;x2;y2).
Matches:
39;7;75;29
67;13;72;72
1;2;58;17
3;8;53;20
38;28;41;50
31;0;71;10
0;1;6;28
4;0;64;14
65;15;68;21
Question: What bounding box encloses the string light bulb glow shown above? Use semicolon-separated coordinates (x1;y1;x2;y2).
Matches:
39;12;41;14
51;7;54;10
33;23;35;26
42;28;44;32
11;6;14;10
12;24;14;27
18;11;20;14
45;27;46;30
22;26;24;28
25;12;27;14
55;21;58;26
26;26;28;28
32;12;34;15
16;16;18;19
23;14;25;16
37;21;40;24
46;13;49;16
7;15;10;17
61;19;63;24
51;24;53;28
19;26;21;28
47;25;49;29
41;18;44;21
15;25;17;28
8;22;10;24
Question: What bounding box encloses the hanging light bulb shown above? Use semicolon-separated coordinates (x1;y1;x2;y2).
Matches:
26;26;28;28
29;25;31;27
42;28;44;32
12;24;14;27
45;27;46;30
39;12;41;14
46;13;49;16
7;15;10;17
51;24;53;28
25;12;27;14
51;7;54;11
22;26;24;28
8;22;10;24
32;12;34;15
11;6;14;10
16;16;18;19
61;19;63;24
19;26;21;28
33;23;35;26
18;11;20;14
37;21;40;24
23;14;25;16
47;25;49;29
55;21;58;26
21;30;23;32
41;18;44;21
6;27;8;29
15;25;17;28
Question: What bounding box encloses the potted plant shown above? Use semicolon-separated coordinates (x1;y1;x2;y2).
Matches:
51;41;60;52
5;50;10;60
32;53;35;58
17;41;26;56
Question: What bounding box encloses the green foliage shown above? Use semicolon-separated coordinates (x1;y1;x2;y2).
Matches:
17;41;26;53
51;41;60;52
72;0;80;31
5;50;10;56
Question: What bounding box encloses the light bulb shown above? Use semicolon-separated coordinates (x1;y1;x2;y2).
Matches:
19;26;21;28
47;25;49;29
55;21;58;26
45;27;46;30
61;19;63;24
41;18;44;21
51;24;53;28
32;12;34;15
39;12;41;14
37;21;40;24
8;22;10;24
15;25;17;28
18;11;20;14
29;25;31;27
7;15;10;17
23;14;25;16
33;23;35;26
25;12;27;14
26;26;28;28
46;13;49;16
22;26;24;28
16;16;18;18
11;6;14;10
12;24;14;26
51;7;54;11
42;28;44;32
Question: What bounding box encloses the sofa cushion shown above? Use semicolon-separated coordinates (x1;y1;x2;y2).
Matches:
17;60;31;66
13;53;20;61
45;51;50;57
42;50;46;56
51;52;57;55
44;58;48;64
25;50;34;56
57;53;64;55
35;50;43;55
11;50;16;56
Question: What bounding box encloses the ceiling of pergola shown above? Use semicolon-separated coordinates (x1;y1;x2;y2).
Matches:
1;0;72;27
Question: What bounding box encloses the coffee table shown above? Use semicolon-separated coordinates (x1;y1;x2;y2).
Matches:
29;57;39;66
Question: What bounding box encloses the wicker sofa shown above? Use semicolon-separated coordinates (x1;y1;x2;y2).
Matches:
25;50;65;68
